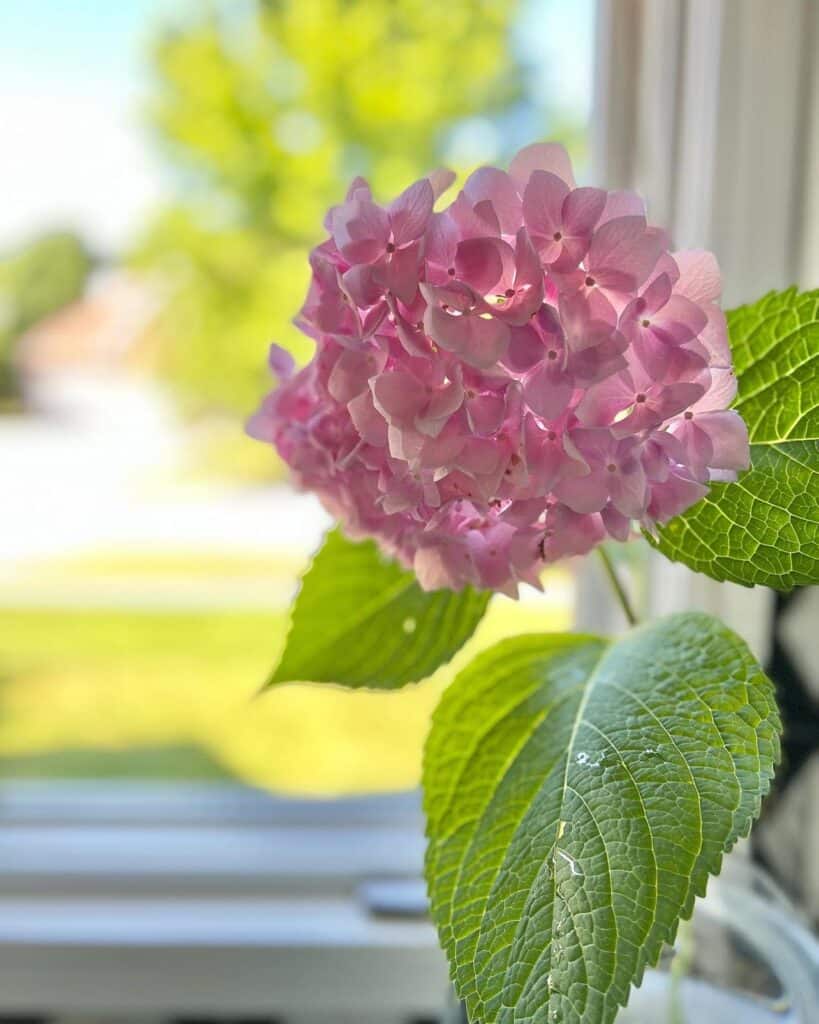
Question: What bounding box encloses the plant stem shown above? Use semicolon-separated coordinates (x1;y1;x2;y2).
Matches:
597;547;639;627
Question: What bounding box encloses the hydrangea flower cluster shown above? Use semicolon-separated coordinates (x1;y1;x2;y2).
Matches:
249;143;748;596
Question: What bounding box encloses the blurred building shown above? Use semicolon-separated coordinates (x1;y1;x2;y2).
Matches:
15;269;161;419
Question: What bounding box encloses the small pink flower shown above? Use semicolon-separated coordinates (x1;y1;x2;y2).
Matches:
249;143;748;595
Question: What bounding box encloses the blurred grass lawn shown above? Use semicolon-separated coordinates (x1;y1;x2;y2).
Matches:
0;560;570;795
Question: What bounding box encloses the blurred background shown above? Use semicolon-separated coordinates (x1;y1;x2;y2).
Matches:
1;2;818;1022
0;0;590;796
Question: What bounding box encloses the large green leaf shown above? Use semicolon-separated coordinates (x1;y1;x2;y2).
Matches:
424;612;780;1024
653;288;819;588
268;528;490;689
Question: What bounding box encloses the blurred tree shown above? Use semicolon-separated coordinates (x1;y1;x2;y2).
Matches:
0;232;93;400
134;0;521;415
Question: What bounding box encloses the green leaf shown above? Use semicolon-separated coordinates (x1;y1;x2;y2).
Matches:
653;287;819;588
268;528;490;689
423;612;780;1024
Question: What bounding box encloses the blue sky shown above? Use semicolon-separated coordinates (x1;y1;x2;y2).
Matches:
0;0;176;253
0;0;593;256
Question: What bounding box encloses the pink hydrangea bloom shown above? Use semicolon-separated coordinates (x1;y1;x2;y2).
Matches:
248;143;749;597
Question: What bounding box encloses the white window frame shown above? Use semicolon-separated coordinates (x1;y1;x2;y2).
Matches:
587;0;819;660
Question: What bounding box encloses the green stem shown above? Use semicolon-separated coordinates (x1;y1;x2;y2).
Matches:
597;547;639;627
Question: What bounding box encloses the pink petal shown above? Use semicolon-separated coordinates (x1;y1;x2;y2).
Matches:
610;460;648;517
389;179;434;246
346;176;372;201
513;226;543;290
455;236;513;294
574;371;634;426
587;216;664;292
560;287;617;351
509;142;575;187
361;301;388;339
463;167;522;234
245;395;277;443
652;294;708;344
419;279;475;313
522;359;574;419
327;349;385;404
691;366;737;412
331;199;390;263
267;343;295;380
694;410;749;471
555;471;610;514
418;375;465;435
540;505;605;561
466;390;507;435
522;171;569;242
598;190;646;224
413;541;471;592
347;391;388;446
647;469;708;523
377;242;422;304
698;306;731;367
370;371;428;426
423;305;510;369
569;329;628;385
427;168;456;201
638;272;674;316
454;436;504;477
562;187;607;236
505;323;546;371
424;210;459;267
342;264;383;308
416;417;468;468
673;250;722;304
448;190;501;239
601;504;632;541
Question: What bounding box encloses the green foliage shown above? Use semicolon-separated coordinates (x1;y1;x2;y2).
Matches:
269;528;491;689
135;0;523;414
0;231;92;398
654;288;819;588
424;613;779;1024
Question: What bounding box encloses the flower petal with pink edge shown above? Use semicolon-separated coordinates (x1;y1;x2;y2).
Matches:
370;370;428;427
267;343;295;380
455;236;513;294
540;505;606;561
563;187;607;236
347;391;388;446
465;388;507;436
587;215;664;293
509;142;575;187
389;178;434;246
327;349;387;404
463;166;522;234
673;250;722;304
522;358;574;419
602;503;632;541
674;409;750;475
330;199;390;264
647;469;708;523
598;190;646;224
424;304;510;369
427;168;456;201
376;241;422;304
504;323;546;371
523;171;570;244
